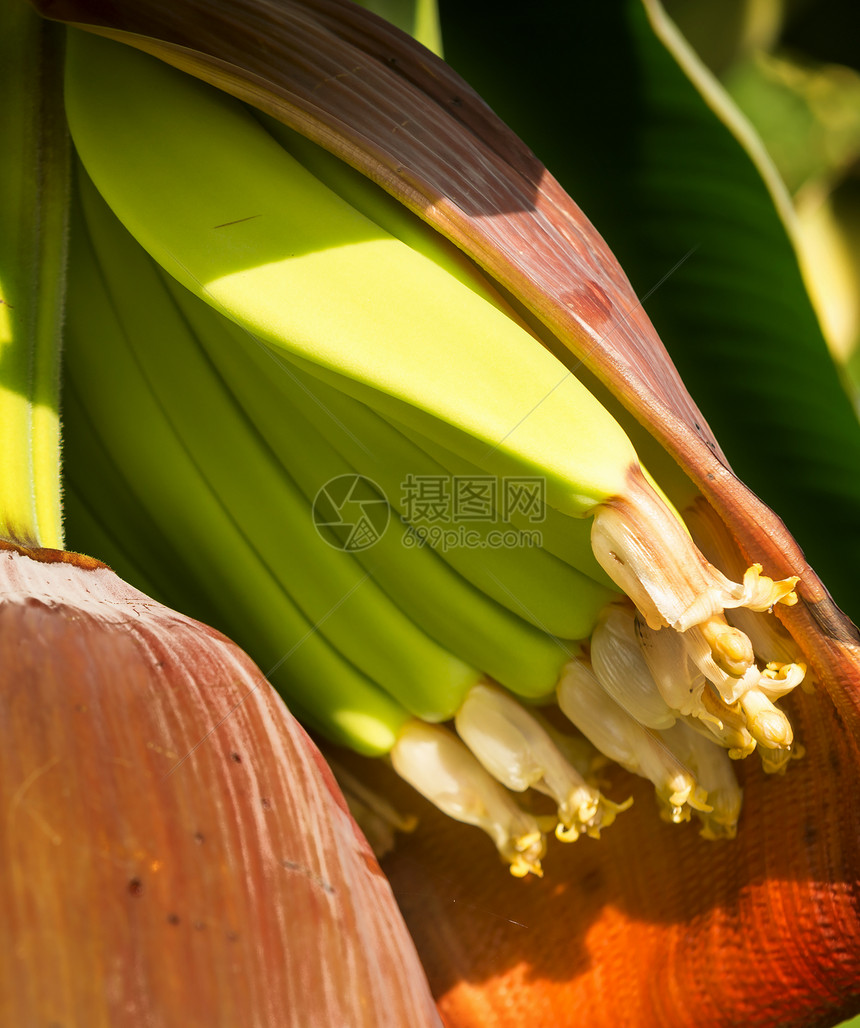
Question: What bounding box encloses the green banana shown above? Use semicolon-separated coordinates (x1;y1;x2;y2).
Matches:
64;194;410;754
259;115;523;322
63;31;639;520
76;166;485;723
253;118;614;588
155;262;577;698
189;305;617;639
387;418;614;586
61;378;219;621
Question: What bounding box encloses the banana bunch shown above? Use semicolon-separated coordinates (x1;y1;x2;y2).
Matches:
61;28;809;876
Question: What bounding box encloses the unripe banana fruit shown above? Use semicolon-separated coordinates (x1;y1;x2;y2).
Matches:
61;28;808;876
63;31;636;514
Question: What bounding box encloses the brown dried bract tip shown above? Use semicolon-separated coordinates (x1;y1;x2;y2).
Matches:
0;537;107;569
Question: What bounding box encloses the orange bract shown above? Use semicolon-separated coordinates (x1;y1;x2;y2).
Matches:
378;684;860;1026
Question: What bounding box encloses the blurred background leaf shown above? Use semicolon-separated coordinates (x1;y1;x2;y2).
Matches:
666;0;860;396
438;0;860;626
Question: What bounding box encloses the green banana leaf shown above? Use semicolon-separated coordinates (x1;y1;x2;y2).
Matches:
437;0;860;627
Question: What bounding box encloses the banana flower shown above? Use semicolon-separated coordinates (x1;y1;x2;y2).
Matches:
10;0;860;1025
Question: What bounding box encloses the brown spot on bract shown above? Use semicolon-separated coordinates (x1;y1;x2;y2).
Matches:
580;867;604;894
563;281;613;327
282;859;336;894
128;877;143;897
230;752;242;763
359;848;386;880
